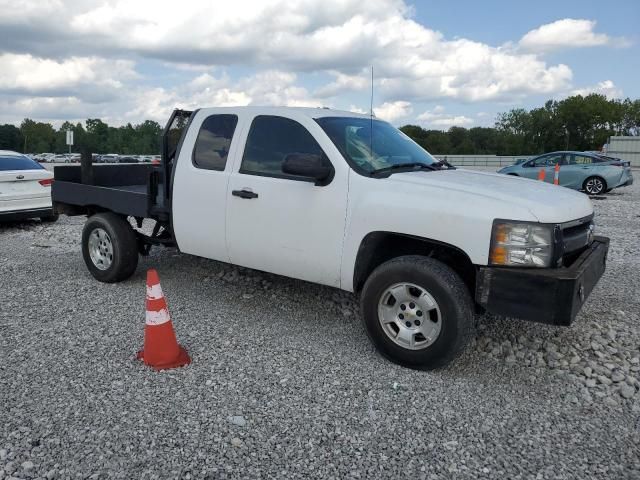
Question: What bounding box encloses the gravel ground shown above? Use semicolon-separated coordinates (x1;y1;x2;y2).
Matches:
1;179;639;479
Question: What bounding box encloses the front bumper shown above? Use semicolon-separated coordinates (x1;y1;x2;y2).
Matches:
475;236;609;326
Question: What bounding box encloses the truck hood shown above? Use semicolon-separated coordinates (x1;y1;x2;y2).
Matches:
389;168;593;223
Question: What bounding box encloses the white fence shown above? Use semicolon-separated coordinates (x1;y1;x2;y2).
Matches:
607;136;640;167
433;154;530;167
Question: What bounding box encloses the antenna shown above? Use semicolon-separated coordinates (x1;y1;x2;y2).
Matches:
370;65;374;117
369;65;374;158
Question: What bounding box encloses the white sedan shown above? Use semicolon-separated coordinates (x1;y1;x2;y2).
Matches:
0;150;57;222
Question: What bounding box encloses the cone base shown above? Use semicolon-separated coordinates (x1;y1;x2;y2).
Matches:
137;345;191;370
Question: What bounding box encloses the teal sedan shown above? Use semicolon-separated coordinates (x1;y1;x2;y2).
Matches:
497;151;633;195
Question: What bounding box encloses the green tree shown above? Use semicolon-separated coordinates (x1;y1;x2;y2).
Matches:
20;119;56;153
0;124;24;151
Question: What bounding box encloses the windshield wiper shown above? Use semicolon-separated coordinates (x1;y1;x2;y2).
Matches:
432;159;456;169
370;162;439;177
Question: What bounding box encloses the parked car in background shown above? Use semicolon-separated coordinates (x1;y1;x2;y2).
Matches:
37;153;55;163
0;150;57;222
118;155;139;163
99;154;120;163
497;151;633;195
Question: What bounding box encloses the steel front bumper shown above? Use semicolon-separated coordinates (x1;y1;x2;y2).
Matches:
475;236;609;326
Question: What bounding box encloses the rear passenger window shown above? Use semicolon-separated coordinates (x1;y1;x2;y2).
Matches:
192;114;238;171
569;155;592;165
240;115;325;178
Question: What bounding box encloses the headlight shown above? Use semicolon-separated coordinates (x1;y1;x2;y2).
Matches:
489;221;554;267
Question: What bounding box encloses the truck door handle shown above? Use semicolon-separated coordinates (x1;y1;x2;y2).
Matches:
232;189;258;199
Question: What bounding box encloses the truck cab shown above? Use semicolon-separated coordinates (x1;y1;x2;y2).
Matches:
52;107;609;369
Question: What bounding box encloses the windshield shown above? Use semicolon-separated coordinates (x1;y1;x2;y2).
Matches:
316;117;438;174
0;155;44;171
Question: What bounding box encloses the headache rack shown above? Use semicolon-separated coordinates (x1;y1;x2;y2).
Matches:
52;109;193;222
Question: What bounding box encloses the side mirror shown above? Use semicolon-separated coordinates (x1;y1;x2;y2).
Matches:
282;153;333;185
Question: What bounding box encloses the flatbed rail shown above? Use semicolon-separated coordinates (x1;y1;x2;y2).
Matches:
52;164;159;218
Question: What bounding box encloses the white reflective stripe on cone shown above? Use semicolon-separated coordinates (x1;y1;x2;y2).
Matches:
146;283;164;300
146;308;170;326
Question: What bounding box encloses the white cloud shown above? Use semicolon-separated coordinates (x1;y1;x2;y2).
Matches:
315;71;369;98
348;105;368;115
0;0;577;105
0;54;136;95
519;19;614;52
417;107;473;129
125;70;321;123
571;80;623;99
0;2;623;124
374;101;412;122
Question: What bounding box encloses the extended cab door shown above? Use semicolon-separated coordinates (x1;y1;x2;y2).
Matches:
225;114;348;287
172;111;242;261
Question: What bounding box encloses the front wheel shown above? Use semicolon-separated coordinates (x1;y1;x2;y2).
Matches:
82;213;139;282
360;255;474;370
583;176;606;195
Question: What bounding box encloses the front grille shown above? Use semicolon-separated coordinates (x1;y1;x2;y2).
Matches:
561;216;594;263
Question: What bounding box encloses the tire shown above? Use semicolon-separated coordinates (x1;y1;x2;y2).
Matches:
81;213;139;282
360;255;474;370
583;176;606;195
41;214;58;222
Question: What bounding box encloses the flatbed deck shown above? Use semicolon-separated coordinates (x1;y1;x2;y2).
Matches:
52;164;164;218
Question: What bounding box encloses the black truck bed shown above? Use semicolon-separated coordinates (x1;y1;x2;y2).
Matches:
52;164;164;218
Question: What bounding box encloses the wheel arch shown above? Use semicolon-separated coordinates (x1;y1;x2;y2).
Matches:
353;231;476;296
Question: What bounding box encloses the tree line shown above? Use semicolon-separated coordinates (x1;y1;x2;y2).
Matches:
401;94;639;155
0;118;163;155
0;94;638;155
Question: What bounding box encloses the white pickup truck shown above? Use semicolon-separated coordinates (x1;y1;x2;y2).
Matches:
52;107;609;369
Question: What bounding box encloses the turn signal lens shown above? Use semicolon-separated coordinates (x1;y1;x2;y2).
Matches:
489;246;507;265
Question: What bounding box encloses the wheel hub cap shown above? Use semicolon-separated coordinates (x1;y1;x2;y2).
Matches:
88;228;113;270
377;282;442;350
586;178;603;194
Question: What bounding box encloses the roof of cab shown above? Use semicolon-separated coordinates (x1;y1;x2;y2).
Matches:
193;106;372;120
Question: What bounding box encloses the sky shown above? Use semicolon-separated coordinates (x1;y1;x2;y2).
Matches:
0;0;637;129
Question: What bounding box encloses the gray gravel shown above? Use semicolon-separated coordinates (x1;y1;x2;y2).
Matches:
1;180;639;479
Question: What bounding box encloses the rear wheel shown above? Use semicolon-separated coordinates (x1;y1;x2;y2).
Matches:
583;176;606;195
360;255;474;370
82;213;138;282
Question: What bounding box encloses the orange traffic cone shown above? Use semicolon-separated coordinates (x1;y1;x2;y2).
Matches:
553;163;560;185
137;269;190;370
537;168;546;182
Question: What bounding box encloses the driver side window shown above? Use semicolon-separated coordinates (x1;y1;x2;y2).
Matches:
240;115;328;179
